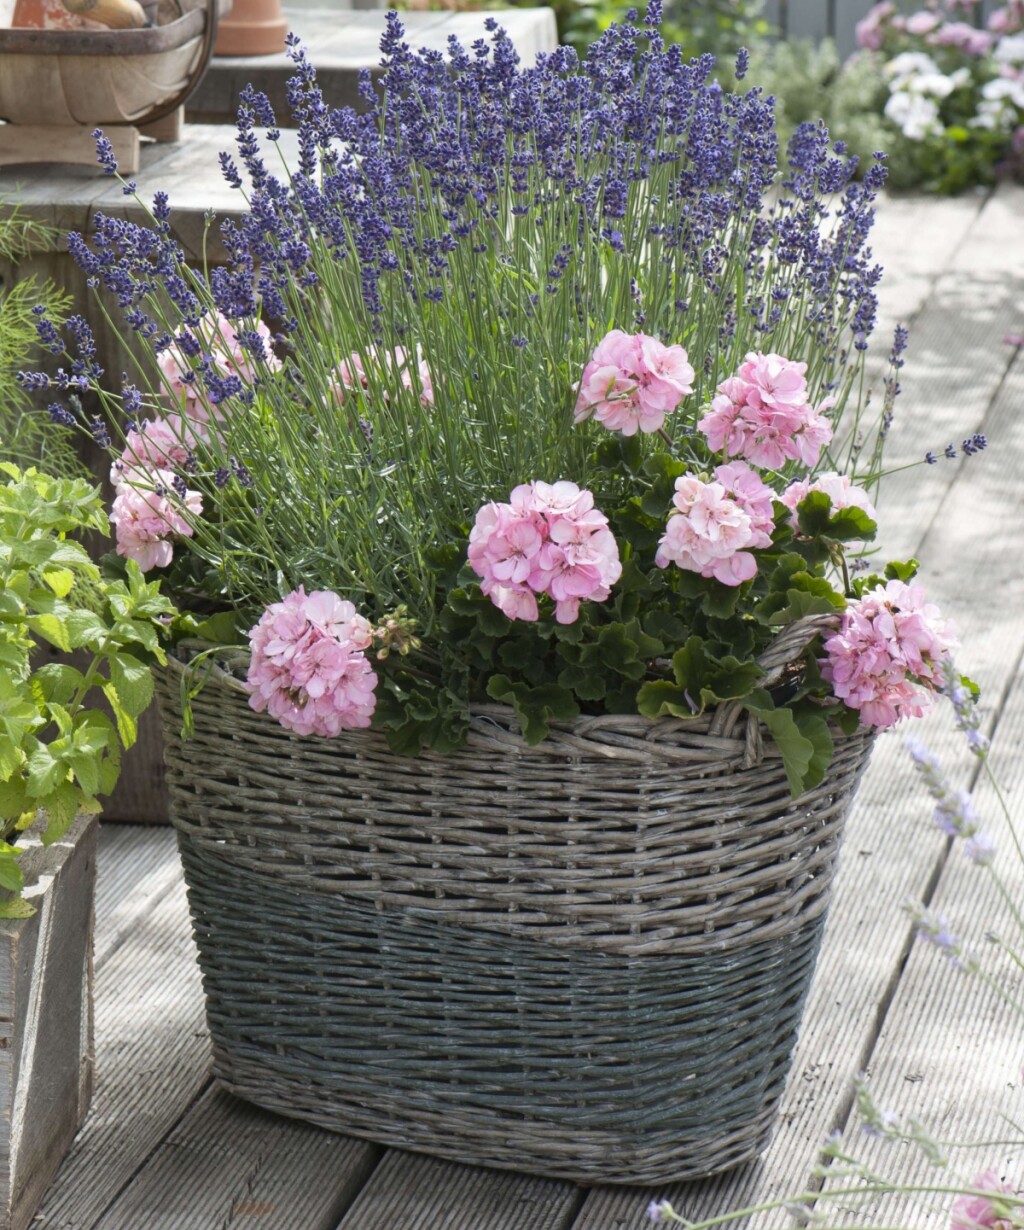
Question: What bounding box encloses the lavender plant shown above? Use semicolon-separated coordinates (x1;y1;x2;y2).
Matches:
23;6;970;780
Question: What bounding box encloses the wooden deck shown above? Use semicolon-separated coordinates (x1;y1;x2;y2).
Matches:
31;184;1024;1229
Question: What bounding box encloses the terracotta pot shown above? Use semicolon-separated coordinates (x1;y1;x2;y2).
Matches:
213;0;285;56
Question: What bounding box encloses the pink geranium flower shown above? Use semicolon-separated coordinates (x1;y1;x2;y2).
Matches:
821;580;957;729
158;312;280;423
331;346;434;407
468;480;621;624
109;469;202;572
655;462;775;587
574;329;694;436
109;416;206;488
246;587;377;736
781;472;878;523
698;353;833;470
950;1171;1017;1230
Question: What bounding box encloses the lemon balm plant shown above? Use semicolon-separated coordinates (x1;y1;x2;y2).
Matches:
0;464;174;911
21;4;974;792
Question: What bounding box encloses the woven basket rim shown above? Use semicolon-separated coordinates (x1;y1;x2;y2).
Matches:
166;610;845;761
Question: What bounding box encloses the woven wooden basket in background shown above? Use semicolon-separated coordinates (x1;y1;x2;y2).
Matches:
155;614;874;1184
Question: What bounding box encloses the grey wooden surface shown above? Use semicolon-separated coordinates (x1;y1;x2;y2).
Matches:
762;0;1007;58
26;184;1024;1229
188;7;559;124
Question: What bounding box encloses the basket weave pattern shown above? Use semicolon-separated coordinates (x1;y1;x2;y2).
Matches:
157;616;874;1183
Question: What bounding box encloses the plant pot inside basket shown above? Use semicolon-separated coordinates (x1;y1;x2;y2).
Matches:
156;654;872;1185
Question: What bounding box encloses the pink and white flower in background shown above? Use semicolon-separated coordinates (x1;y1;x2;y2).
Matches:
821;579;958;729
698;351;833;470
928;21;995;55
950;1171;1017;1230
158;312;280;423
246;587;378;736
780;472;878;523
856;1;897;50
468;480;622;624
109;469;202;572
655;461;775;587
574;329;694;436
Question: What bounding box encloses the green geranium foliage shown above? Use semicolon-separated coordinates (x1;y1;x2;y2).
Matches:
0;464;175;914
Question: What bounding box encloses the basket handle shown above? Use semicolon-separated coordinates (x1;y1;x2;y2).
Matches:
707;612;841;760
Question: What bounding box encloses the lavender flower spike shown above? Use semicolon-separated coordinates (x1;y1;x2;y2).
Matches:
904;900;979;972
939;658;990;758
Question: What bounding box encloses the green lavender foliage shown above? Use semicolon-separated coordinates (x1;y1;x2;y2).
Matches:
0;209;78;474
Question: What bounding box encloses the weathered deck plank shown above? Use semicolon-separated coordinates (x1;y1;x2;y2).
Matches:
873;183;1024;562
32;880;209;1229
93;1088;380;1230
811;354;1024;1230
333;1151;582;1230
94;825;181;967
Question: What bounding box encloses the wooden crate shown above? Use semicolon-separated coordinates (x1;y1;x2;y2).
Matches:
0;815;97;1230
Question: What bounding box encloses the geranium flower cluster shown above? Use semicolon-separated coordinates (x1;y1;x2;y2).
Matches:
159;311;280;424
698;352;833;469
655;462;775;587
821;580;958;729
574;329;695;437
332;346;434;408
108;414;205;572
467;481;622;624
109;467;202;573
950;1170;1017;1230
246;587;378;735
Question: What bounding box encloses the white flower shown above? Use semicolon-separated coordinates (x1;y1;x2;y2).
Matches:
884;51;941;88
971;99;1014;130
982;75;1024;109
908;71;958;98
885;90;942;140
994;34;1024;65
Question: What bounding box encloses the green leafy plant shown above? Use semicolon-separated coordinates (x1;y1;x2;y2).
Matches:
0;207;77;473
0;464;175;915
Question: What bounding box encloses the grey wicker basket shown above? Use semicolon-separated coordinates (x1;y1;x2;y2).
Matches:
155;614;873;1185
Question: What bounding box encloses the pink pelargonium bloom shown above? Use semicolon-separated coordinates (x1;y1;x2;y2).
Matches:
246;587;377;737
109;469;202;572
467;500;545;588
821;580;958;729
331;346;434;407
109;415;206;488
468;481;621;623
698;358;833;470
781;472;878;524
655;465;774;587
159;312;279;424
574;328;694;436
950;1171;1017;1230
737;351;809;411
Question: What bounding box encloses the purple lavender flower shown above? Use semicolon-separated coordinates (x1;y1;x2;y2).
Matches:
907;738;990;855
93;128;118;175
939;659;990;758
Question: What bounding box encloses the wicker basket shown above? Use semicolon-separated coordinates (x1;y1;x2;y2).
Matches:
155;614;873;1184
